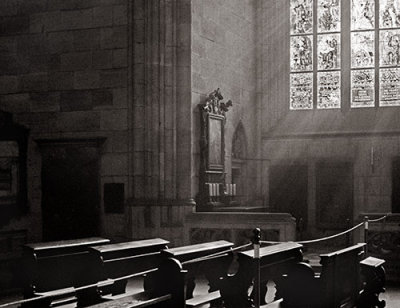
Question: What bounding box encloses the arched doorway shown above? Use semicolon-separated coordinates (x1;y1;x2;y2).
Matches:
38;139;104;241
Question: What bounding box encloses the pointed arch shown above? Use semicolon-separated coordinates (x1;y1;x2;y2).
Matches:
232;121;248;160
231;122;248;205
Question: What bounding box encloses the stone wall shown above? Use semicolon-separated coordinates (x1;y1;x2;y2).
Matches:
263;135;400;238
0;0;130;241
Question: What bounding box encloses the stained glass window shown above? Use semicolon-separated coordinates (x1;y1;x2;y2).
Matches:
351;69;375;107
318;34;341;70
351;32;375;68
317;71;341;109
318;0;341;33
380;0;400;28
290;35;313;72
379;29;400;67
291;0;313;35
289;0;400;110
351;0;375;30
290;73;313;110
380;68;400;106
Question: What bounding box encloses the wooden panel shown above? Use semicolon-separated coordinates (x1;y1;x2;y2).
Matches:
392;158;400;213
269;164;308;228
316;161;353;229
41;143;101;241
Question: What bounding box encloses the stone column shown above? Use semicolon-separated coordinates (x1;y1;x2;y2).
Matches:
127;0;192;244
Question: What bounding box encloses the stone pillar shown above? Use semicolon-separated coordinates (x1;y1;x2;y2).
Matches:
127;0;192;244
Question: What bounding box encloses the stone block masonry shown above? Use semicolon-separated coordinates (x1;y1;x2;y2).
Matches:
0;0;130;242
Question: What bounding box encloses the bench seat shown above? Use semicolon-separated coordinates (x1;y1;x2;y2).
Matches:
185;290;221;307
87;291;172;308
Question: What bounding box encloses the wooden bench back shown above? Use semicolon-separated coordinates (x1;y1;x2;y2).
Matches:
90;238;169;281
74;238;169;306
23;237;110;295
319;243;366;307
162;240;233;262
220;242;304;308
162;240;234;307
277;243;366;308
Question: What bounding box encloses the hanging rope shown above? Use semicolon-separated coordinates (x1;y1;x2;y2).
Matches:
296;222;364;244
260;221;368;245
367;215;388;223
259;215;388;246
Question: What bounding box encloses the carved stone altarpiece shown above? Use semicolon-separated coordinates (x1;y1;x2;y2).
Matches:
197;89;232;210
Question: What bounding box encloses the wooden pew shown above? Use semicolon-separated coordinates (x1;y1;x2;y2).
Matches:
220;242;304;308
75;238;169;306
22;237;110;307
277;243;373;308
357;256;386;308
85;257;186;308
161;240;234;308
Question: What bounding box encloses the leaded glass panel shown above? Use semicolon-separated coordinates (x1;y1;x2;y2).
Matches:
291;0;313;35
351;31;375;68
318;34;340;70
351;69;375;107
317;71;341;109
380;0;400;28
318;0;341;33
380;29;400;67
351;0;375;30
291;35;313;71
290;73;314;110
380;68;400;106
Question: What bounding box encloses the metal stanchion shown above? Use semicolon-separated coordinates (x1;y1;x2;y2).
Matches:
252;228;261;308
364;216;369;255
346;218;351;246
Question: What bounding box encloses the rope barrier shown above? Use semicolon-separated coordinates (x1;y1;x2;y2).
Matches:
182;242;252;265
297;222;364;244
367;215;388;223
258;215;387;246
260;221;366;246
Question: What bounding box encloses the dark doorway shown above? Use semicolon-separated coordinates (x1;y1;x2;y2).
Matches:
316;161;353;229
392;158;400;213
40;142;101;241
269;164;308;228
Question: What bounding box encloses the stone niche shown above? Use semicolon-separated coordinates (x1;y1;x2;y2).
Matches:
184;212;296;245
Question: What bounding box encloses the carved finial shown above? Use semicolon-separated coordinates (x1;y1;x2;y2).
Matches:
252;228;261;245
201;88;232;116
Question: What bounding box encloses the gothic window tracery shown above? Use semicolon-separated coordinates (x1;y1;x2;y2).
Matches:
289;0;400;109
